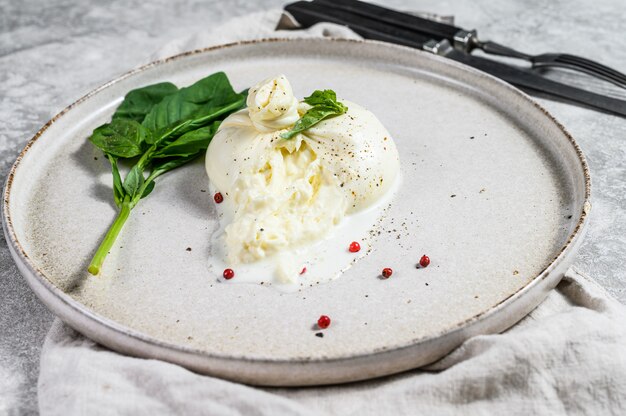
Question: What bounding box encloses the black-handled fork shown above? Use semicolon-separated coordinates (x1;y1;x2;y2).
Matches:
314;0;626;89
283;0;626;117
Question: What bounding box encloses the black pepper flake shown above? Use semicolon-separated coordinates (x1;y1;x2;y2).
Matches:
451;194;457;198
186;247;192;252
94;156;98;160
315;332;324;338
200;189;206;193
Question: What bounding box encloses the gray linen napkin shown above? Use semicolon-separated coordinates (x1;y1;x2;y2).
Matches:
38;10;626;416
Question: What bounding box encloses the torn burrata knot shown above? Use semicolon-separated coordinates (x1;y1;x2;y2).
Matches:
205;75;399;284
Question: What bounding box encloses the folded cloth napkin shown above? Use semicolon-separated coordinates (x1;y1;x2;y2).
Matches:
38;10;626;416
39;268;626;415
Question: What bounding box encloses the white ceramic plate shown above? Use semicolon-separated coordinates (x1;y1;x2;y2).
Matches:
2;39;590;386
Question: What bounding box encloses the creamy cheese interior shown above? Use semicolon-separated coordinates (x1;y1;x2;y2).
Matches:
205;75;399;285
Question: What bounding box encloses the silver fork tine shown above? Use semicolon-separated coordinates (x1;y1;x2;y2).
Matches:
532;54;626;89
557;55;626;85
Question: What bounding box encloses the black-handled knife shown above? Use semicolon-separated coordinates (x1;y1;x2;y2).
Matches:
283;1;626;117
313;0;626;89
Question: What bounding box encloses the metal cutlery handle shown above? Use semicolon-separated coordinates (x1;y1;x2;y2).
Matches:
285;1;432;49
313;0;461;40
475;40;531;60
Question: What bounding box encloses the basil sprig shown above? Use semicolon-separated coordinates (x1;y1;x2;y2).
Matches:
87;72;246;275
280;89;348;140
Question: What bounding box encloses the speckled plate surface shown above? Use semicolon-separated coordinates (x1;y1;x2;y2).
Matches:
2;38;590;386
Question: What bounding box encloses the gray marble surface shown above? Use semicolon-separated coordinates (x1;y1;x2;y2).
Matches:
1;0;624;414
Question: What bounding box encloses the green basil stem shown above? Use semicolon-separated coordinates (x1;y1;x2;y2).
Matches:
87;166;169;276
87;200;132;275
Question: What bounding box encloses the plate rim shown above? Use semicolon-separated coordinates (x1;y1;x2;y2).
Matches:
2;37;591;367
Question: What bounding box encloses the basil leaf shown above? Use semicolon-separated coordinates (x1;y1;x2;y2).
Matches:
155;97;244;144
140;180;155;199
122;165;144;198
302;89;347;113
89;119;151;158
302;89;338;106
107;155;125;206
142;72;243;132
152;122;221;159
112;82;178;123
151;154;199;177
281;89;348;140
